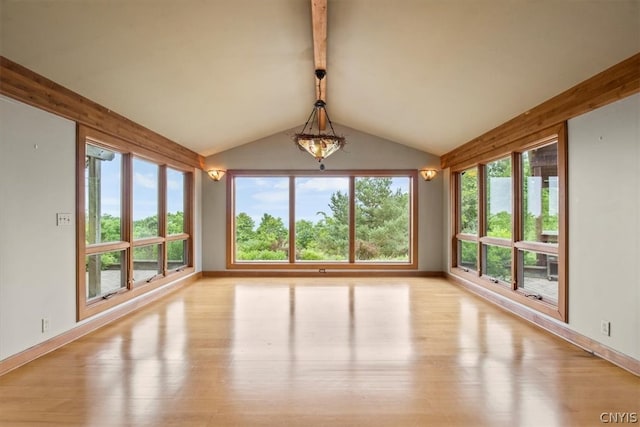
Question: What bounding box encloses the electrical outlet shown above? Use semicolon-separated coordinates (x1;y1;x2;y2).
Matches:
56;213;72;226
600;320;610;336
41;318;50;333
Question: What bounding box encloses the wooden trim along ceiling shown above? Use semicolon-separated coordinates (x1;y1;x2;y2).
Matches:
441;53;640;170
0;56;204;170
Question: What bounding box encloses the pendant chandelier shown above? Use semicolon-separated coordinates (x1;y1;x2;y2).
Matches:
293;69;345;168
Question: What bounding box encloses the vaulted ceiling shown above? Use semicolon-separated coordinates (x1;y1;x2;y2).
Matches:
1;0;638;157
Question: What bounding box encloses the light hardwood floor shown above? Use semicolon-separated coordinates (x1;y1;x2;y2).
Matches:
0;277;638;426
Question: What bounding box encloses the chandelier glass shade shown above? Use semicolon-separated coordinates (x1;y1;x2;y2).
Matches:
294;101;345;162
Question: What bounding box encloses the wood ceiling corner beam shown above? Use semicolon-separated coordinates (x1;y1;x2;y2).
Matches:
0;56;205;169
311;0;327;130
440;52;640;170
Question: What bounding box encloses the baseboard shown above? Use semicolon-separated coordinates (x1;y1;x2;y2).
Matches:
446;272;640;376
0;272;202;376
203;270;444;278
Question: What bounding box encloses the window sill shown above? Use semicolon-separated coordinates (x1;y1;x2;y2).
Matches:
450;267;566;322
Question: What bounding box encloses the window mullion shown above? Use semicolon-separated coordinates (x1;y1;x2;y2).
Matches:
184;170;193;267
123;153;133;288
478;165;486;277
348;176;355;264
159;165;167;274
289;176;296;264
512;152;521;290
451;172;459;270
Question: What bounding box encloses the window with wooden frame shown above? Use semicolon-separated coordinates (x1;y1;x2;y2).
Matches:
227;170;418;269
451;124;567;321
77;125;194;320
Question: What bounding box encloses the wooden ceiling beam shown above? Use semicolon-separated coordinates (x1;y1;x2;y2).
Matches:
311;0;327;130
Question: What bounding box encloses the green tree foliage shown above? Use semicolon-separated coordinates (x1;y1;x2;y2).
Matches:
460;169;478;234
256;214;288;250
236;213;289;260
167;212;184;235
354;178;409;260
235;213;256;243
99;214;121;243
295;219;316;252
134;215;158;239
485;245;512;282
459;169;478;268
92;212;187;269
314;191;350;259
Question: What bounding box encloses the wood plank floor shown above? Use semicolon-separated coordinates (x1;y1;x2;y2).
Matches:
0;277;638;426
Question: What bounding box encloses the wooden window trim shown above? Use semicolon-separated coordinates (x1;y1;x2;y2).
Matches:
450;123;567;322
166;233;190;242
455;233;478;243
479;236;512;247
226;169;418;270
514;241;558;255
85;241;130;255
132;237;165;247
77;125;195;321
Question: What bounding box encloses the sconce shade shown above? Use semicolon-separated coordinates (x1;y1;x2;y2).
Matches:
207;169;225;181
420;169;438;181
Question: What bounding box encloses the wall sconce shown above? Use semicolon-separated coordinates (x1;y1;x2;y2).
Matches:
207;169;226;181
420;169;438;181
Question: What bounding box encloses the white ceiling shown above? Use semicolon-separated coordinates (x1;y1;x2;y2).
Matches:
1;0;638;157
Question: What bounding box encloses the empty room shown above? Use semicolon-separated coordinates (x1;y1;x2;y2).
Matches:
1;1;639;426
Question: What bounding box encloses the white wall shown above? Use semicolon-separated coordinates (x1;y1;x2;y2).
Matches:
568;93;639;359
202;124;443;272
0;95;76;359
0;96;203;361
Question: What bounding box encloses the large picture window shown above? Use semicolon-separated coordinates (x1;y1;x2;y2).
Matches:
77;126;194;320
228;170;417;269
452;125;567;321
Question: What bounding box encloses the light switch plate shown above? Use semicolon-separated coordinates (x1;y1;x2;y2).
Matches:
56;213;72;226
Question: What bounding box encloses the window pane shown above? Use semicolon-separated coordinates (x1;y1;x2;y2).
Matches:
483;244;512;283
459;167;478;234
167;168;185;235
168;239;187;270
458;240;478;271
133;244;162;283
522;143;558;244
518;250;558;303
85;144;121;244
133;158;159;239
486;157;512;238
295;177;349;261
86;250;126;300
355;177;410;262
234;177;289;261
